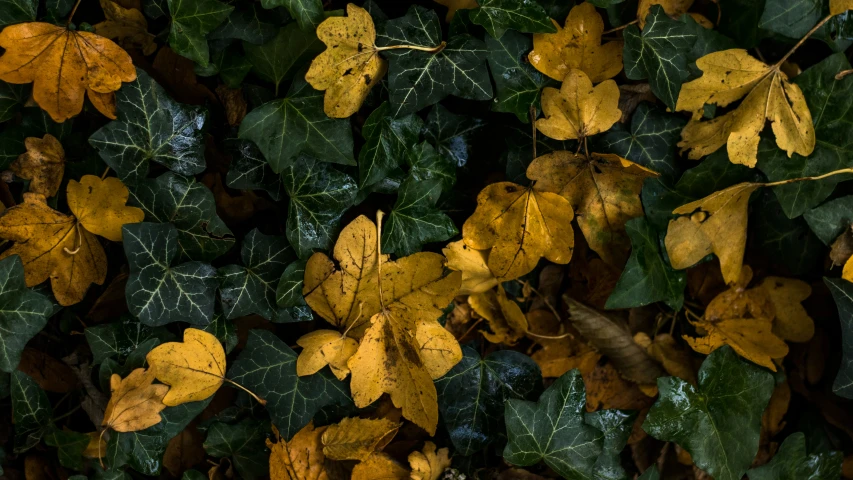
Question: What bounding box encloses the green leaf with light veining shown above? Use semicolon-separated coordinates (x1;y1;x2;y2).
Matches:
747;432;842;480
166;0;232;66
486;29;553;122
359;102;423;190
470;0;556;38
11;371;50;453
382;176;457;256
825;278;853;399
203;419;269;480
259;0;323;29
0;256;52;374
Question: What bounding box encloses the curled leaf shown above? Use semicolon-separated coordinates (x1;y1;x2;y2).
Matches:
321;417;399;461
468;285;528;344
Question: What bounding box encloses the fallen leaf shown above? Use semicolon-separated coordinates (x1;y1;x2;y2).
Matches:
146;328;227;406
468;285;528;344
645;333;697;385
321;416;400;461
216;85;247;126
82;432;106;459
296;329;358;380
535;69;622;141
443;240;498;295
268;423;328;480
305;4;387;118
352;453;409;480
409;441;452;480
761;380;790;439
462;182;574;281
637;0;693;28
533;344;600;378
163;425;205;476
0;22;136;122
102;367;168;432
93;0;157;56
758;277;814;342
528;151;657;266
664;182;761;285
831;0;853;15
150;46;216;105
16;348;77;393
831;228;853;267
433;0;479;21
528;3;623;83
0;176;143;305
676;49;815;167
10;134;65;198
584;361;656;411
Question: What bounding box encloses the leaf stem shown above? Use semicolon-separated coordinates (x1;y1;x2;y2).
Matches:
222;378;267;405
376;41;447;54
602;19;638;35
774;15;832;69
764;167;853;187
529;106;538;160
376;210;386;310
66;0;84;26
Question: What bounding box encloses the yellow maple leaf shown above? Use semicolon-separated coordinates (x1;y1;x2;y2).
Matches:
94;0;157;56
528;151;657;266
664;182;761;285
536;69;622;141
268;423;328;480
82;432;106;459
757;277;814;343
321;417;400;461
831;0;853;14
462;182;574;281
305;4;388;118
303;214;461;434
11;134;65;198
442;240;497;295
528;3;623;83
102;368;168;432
468;285;529;345
352;453;409;480
295;329;358;381
146;328;226;406
0;22;136;122
676;49;815;167
0;176;143;305
637;0;693;28
642;333;697;385
433;0;479;21
409;441;452;480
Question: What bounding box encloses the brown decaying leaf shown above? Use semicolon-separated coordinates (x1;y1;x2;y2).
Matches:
102;368;169;433
268;423;328;480
163;425;205;476
0;22;136;122
433;0;479;21
11;134;65;198
830;227;853;267
216;86;247;127
409;441;452;480
17;348;78;393
321;416;400;461
94;0;157;56
584;362;655;411
468;285;529;345
150;47;216;105
642;333;697;385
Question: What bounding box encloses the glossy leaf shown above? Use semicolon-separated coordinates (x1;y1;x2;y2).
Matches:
0;255;52;373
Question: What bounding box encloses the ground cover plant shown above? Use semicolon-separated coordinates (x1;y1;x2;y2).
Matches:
2;0;853;478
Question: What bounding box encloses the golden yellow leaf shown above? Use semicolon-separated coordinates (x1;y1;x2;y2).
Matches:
529;3;623;83
528;152;656;266
442;240;497;295
67;176;145;242
102;368;168;432
11;134;65;198
664;182;761;285
645;333;697;385
534;345;600;378
468;285;528;344
433;0;479;21
536;70;622;141
306;215;461;434
762;380;790;438
0;22;136;122
321;417;400;461
296;329;358;380
94;0;157;56
831;0;853;14
758;277;814;343
82;432;106;459
268;423;328;480
352;453;409;480
146;328;226;406
637;0;693;28
409;441;452;480
675;49;815;167
462;182;574;281
305;4;387;118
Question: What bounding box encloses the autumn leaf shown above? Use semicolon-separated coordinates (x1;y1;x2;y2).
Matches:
93;0;157;56
536;69;622;141
352;453;409;479
637;0;694;28
303;214;461;434
11;134;64;198
830;0;853;15
528;3;623;83
267;423;327;480
0;176;144;306
675;49;815;167
468;285;529;344
757;277;814;342
0;22;136;122
409;441;452;480
433;0;478;21
443;240;498;295
145;328;227;406
102;368;168;432
664;182;761;285
305;4;387;118
528;151;657;266
462;182;574;281
321;417;399;461
295;329;358;380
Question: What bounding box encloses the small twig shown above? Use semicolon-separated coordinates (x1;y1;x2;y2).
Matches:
222;378;267;405
66;0;83;26
100;167;110;180
602;19;638;35
459;318;484;341
376;41;446;54
836;69;853;80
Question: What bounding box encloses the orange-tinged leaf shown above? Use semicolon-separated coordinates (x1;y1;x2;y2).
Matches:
11;134;65;198
409;441;452;480
321;417;400;461
0;22;136;122
433;0;479;21
102;368;168;432
443;240;498;295
637;0;693;28
758;277;814;343
352;453;409;480
831;0;853;15
536;70;622;141
268;423;328;480
296;329;358;380
146;328;226;406
94;0;157;56
468;285;528;344
528;3;623;83
66;176;144;242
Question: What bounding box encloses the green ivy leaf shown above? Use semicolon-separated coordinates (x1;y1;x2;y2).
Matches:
486;29;553;122
209;3;278;45
825;278;853;399
606;217;686;310
11;371;51;453
123;223;217;327
598;103;686;182
585;410;636;480
281;156;357;259
0;81;29;123
624;6;697;111
275;259;307;309
130;172;235;262
747;432;842;480
201;313;238;354
751;191;823;276
0;0;36;27
382;176;457;256
243;24;323;96
407;141;456;194
680;15;736;74
195;45;253;88
84;316;172;365
239;77;355;172
359;102;423;190
503;369;604;479
643;346;775;480
423;104;485;167
98;338;161;393
0;255;52;373
717;0;765;48
203;419;269;479
436;346;542;456
219;229;295;322
804;196;853;244
638;466;660;480
259;0;323;30
89;70;207;185
378;6;493;117
44;427;89;470
758;0;822;39
166;0;232;66
224;138;284;201
227;330;352;439
470;0;556;38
